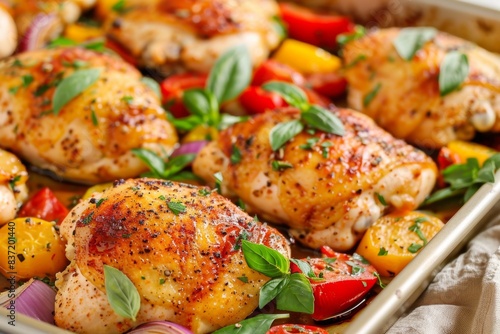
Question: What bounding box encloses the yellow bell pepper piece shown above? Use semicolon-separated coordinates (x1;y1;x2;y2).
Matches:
82;182;113;200
447;140;496;166
64;24;104;43
182;125;219;143
272;39;341;74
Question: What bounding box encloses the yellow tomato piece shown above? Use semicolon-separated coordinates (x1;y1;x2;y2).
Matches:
64;24;104;43
182;125;219;143
447;140;496;166
356;211;444;277
0;218;68;280
272;39;341;74
82;182;113;200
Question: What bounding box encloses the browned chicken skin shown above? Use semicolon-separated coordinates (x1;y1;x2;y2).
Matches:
56;178;290;334
0;47;178;184
344;28;500;149
193;107;437;251
104;0;281;73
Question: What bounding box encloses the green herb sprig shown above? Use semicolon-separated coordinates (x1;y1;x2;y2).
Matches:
169;45;251;132
423;153;500;205
393;27;437;61
213;314;290;334
241;240;314;314
131;149;200;182
263;81;345;151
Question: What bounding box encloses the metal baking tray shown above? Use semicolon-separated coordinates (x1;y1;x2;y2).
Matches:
0;0;499;333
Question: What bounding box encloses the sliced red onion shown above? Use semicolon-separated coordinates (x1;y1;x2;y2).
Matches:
0;279;56;324
19;13;62;52
127;321;194;334
170;141;209;158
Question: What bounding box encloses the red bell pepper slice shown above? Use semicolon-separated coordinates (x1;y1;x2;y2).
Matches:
17;187;69;224
291;248;378;321
279;3;354;50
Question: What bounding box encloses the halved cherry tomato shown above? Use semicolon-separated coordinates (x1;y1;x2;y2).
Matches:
306;72;348;99
239;86;286;114
252;60;305;86
267;324;329;334
17;187;69;224
279;3;354;49
104;38;138;67
291;249;377;321
160;73;208;118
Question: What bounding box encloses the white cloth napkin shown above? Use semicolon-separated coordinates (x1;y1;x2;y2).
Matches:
387;213;500;334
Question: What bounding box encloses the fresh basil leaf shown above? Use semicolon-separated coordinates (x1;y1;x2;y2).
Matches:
275;273;314;314
219;114;249;130
484;153;500;169
476;160;496;184
422;187;465;206
103;265;141;321
212;314;289;334
301;105;345;136
269;120;304;151
363;83;381;107
337;25;366;47
163;154;196;177
443;158;479;189
262;81;308;109
48;37;78;48
393;27;437;60
290;259;317;279
259;276;289;309
241;240;289;278
207;45;252;104
272;15;288;40
168;114;203;132
131;148;165;178
439;51;469;96
53;68;101;115
140;77;161;98
182;88;219;126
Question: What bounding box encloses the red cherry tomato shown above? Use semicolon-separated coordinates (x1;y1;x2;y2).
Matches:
306;72;348;99
17;187;69;224
279;3;354;49
239;86;286;114
291;249;378;321
252;60;305;86
160;73;208;118
267;324;329;334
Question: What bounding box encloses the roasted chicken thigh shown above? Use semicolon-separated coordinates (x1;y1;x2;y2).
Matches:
193;107;437;251
0;47;178;184
55;178;290;334
0;149;28;225
104;0;281;73
343;28;500;148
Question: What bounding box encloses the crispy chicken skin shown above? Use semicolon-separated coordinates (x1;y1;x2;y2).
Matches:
193;107;437;251
343;28;500;149
55;178;290;334
104;0;281;73
0;149;28;225
0;47;178;184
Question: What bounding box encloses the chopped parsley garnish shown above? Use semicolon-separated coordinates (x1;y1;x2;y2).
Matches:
378;247;388;256
230;145;242;164
272;160;293;171
408;243;423;253
167;201;186;215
